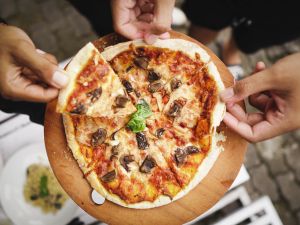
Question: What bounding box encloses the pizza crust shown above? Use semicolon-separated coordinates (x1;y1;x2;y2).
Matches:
101;39;210;63
57;43;96;113
62;114;109;198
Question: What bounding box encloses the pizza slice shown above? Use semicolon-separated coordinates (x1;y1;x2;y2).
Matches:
109;128;182;205
103;39;209;112
56;42;136;117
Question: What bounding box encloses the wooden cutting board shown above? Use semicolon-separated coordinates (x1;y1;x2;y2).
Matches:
44;31;247;225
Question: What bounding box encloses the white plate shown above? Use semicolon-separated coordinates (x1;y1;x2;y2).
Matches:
0;143;78;225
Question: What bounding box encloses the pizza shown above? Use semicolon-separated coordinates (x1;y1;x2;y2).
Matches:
56;42;136;117
57;39;226;209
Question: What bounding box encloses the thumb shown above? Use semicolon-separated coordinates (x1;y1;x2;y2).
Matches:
150;0;174;35
12;41;68;88
220;68;276;103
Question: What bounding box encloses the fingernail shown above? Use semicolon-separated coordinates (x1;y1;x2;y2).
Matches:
220;88;234;101
52;70;69;87
159;32;170;39
36;49;46;54
145;34;158;44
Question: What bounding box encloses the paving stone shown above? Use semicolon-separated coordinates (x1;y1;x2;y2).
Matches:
284;142;300;182
276;173;300;210
244;144;261;168
292;129;300;140
249;165;279;201
30;28;58;54
66;12;93;38
267;156;288;175
256;136;284;160
274;202;297;225
243;181;260;200
0;0;17;18
284;38;300;53
265;44;288;63
16;0;38;15
40;0;64;23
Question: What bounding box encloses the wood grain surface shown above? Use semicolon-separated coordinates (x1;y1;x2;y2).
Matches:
44;31;247;225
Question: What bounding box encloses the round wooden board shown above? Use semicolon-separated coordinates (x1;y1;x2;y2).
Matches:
44;31;247;225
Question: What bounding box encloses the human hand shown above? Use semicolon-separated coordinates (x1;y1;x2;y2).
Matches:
0;24;68;102
111;0;175;44
220;53;300;142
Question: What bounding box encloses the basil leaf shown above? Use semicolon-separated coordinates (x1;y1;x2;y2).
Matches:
136;99;152;118
39;175;49;197
127;117;146;133
127;99;152;133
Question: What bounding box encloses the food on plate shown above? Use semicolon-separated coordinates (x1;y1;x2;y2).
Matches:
23;164;68;213
57;39;226;208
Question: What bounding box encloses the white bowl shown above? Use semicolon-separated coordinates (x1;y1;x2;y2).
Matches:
0;143;78;225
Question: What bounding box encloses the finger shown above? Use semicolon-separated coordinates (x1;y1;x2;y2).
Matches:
21;68;40;82
4;75;58;102
149;23;170;35
223;112;278;142
138;13;154;22
21;83;59;102
255;61;266;72
227;103;264;126
150;0;174;35
144;33;158;44
159;32;170;39
248;93;271;111
220;68;276;103
12;41;68;88
140;3;154;13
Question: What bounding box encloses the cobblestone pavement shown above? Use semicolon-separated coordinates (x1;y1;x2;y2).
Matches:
1;0;300;224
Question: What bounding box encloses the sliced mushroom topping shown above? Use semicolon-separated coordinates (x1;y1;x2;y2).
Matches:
174;148;186;167
87;87;102;103
134;89;141;97
122;80;134;93
170;78;182;91
101;170;116;183
120;154;135;171
167;101;182;117
111;131;117;140
111;144;119;156
115;95;129;108
91;128;107;147
70;103;86;114
148;71;161;82
133;56;149;69
126;65;134;72
156;128;165;138
148;82;162;93
140;155;156;173
136;132;149;150
185;146;200;154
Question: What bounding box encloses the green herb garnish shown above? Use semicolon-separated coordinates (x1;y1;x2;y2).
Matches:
39;175;49;197
127;99;152;133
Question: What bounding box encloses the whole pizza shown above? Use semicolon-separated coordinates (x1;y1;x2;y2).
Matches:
56;38;226;209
